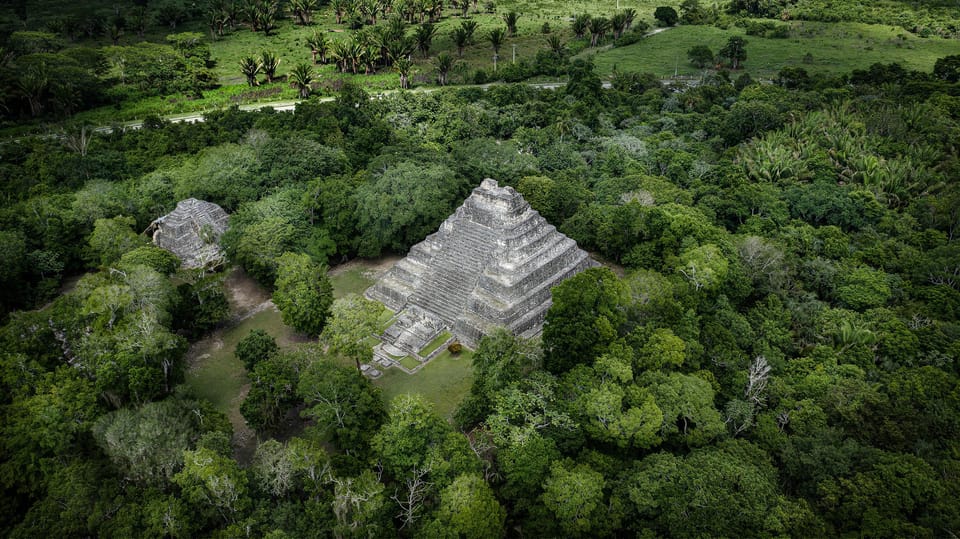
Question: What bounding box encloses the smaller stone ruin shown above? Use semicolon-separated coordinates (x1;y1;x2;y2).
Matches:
147;198;229;269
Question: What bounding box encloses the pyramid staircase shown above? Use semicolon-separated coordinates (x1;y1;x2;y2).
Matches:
367;179;597;348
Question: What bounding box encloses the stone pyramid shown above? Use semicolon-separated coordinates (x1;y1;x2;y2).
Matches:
366;178;597;348
148;198;230;269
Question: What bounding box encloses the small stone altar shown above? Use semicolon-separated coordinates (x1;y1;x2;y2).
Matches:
367;178;597;349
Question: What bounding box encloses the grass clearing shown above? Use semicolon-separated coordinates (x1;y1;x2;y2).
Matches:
376;348;474;421
330;266;374;299
184;307;299;419
399;356;421;370
420;331;453;357
589;21;960;78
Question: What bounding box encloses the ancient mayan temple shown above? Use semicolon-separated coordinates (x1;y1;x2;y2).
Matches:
147;198;230;269
367;179;597;351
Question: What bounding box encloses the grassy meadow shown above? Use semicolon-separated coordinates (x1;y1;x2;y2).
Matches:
589;20;960;78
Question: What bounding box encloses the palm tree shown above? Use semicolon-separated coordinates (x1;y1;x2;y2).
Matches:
289;62;314;97
589;16;609;47
427;0;443;22
18;64;49;117
488;27;505;71
260;51;281;82
460;20;478;43
307;32;330;64
611;12;628;39
622;8;637;30
290;0;317;25
503;11;519;37
571;13;590;39
450;27;469;57
331;0;350;24
385;35;415;67
546;33;565;59
414;22;436;57
394;56;413;89
239;56;262;86
434;52;455;85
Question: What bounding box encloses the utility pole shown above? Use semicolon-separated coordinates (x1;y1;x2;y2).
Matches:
512;44;516;63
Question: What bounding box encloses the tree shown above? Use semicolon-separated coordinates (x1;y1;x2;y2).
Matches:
241;350;308;433
933;54;960;83
290;0;317;25
307;32;329;64
92;398;216;486
677;244;730;293
543;266;628;374
434;53;456;85
298;360;387;454
394;57;413;89
355;160;466;257
239;55;261;86
289;62;314;98
638;371;726;446
272;252;334;336
488;27;505;71
571;13;590;39
588;16;609;47
235;329;278;371
503;11;520;37
415;23;436;57
372;394;449;479
451;27;470;57
260;51;281;83
687;44;714;68
626;441;783;537
119;245;180;275
718;35;747;69
88;216;148;267
424;473;506;539
542;461;607;536
174;447;251;523
320;295;382;373
654;6;678;26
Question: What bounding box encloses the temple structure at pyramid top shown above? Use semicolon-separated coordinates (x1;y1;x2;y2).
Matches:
366;178;597;350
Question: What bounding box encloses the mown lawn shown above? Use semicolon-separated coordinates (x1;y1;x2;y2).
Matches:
589;21;960;78
184;307;300;417
376;348;475;421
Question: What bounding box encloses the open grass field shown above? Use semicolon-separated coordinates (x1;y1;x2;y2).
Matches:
589;21;960;78
376;348;474;421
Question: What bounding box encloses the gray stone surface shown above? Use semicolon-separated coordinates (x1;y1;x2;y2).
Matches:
367;178;597;348
147;198;229;270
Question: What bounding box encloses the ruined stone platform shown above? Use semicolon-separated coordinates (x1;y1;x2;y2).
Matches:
367;178;597;348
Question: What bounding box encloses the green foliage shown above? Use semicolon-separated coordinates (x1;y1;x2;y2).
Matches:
241;348;310;434
320;296;382;371
272;252;334;336
298;359;386;456
544;267;628;374
355;160;467;257
119;245;180;275
372;394;450;479
87;216;148;267
687;44;714;68
654;6;678;26
542;461;608;535
235;329;279;372
425;473;506;538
